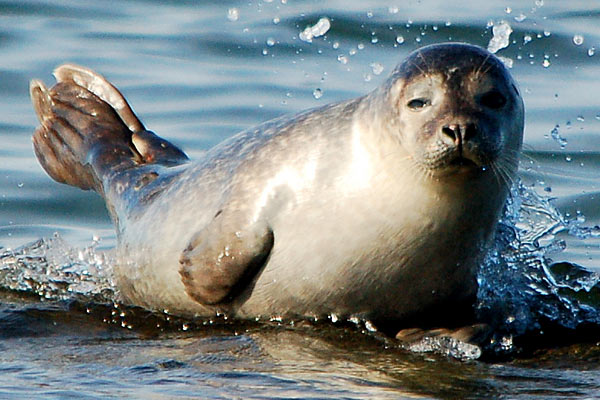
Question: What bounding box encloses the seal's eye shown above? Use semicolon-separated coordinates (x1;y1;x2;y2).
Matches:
479;90;507;109
407;98;429;110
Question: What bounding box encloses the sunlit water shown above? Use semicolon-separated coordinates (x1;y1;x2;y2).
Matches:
2;0;600;398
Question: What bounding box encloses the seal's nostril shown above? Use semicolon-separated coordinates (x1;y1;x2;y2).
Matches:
464;124;478;141
442;125;460;144
442;123;478;144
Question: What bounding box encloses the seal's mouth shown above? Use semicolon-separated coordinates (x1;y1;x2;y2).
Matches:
448;156;479;169
444;155;490;176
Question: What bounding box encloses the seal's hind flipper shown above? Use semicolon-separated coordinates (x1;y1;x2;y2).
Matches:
30;78;137;192
179;214;274;305
53;63;145;133
30;64;189;194
132;130;189;166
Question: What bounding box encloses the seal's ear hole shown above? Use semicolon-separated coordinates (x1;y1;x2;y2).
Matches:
479;90;507;109
407;98;430;110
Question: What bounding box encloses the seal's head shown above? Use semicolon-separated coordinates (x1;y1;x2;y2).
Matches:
380;43;524;182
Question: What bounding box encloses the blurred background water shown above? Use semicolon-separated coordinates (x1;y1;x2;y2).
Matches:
1;0;600;398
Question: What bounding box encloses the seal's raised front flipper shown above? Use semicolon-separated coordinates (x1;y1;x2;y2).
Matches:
179;212;274;305
30;64;188;194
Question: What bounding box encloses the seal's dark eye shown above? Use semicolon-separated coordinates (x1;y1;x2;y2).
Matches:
407;98;429;110
479;91;507;109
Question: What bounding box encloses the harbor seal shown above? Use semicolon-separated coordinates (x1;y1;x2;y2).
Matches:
30;43;523;331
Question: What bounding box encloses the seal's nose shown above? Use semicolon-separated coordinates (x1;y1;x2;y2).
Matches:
441;123;478;147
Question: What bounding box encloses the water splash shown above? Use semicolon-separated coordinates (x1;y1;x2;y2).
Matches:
0;234;116;303
487;21;513;53
477;181;600;354
2;181;600;358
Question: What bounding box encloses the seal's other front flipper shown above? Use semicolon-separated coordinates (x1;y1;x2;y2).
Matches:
179;214;274;306
30;64;189;194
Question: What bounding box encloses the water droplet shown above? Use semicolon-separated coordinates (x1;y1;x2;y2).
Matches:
312;88;323;99
487;21;513;53
364;320;377;332
273;17;280;24
514;13;527;22
370;62;384;75
504;7;512;14
262;48;268;56
542;59;550;68
332;41;339;49
588;47;595;56
573;35;584;46
366;11;373;18
523;34;532;45
266;37;275;47
543;30;551;37
337;54;348;64
388;6;399;14
565;155;572;162
432;25;438;31
299;17;331;43
396;35;405;44
329;313;339;323
535;0;544;7
357;43;365;50
498;56;514;68
17;182;23;188
577;115;585;122
227;8;239;22
550;124;567;148
371;36;379;44
500;335;513;351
